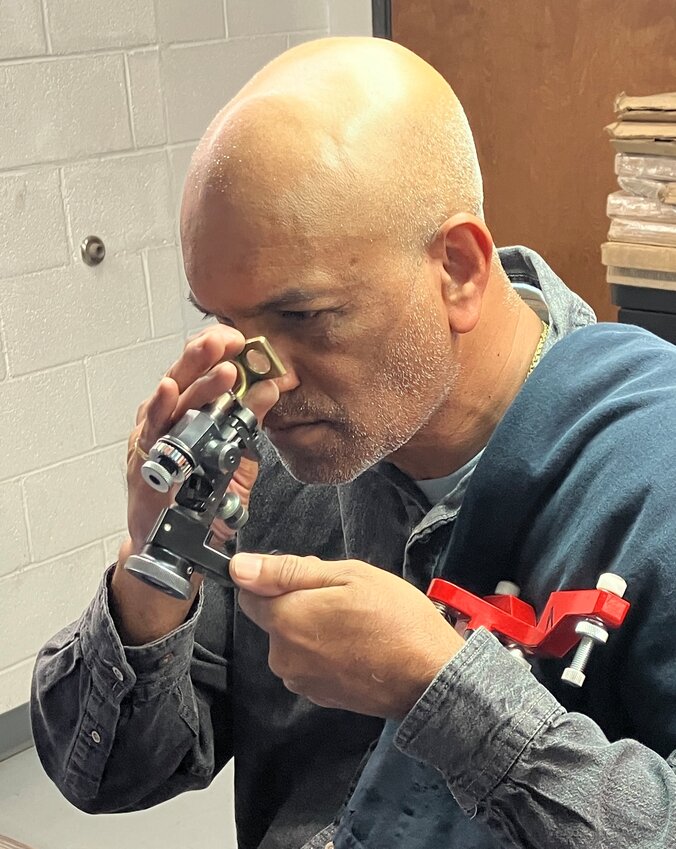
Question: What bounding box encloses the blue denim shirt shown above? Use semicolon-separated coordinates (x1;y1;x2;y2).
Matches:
32;249;676;849
323;323;676;849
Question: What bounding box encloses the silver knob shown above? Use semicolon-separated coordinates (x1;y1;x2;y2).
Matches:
125;552;193;600
217;492;248;531
141;460;174;493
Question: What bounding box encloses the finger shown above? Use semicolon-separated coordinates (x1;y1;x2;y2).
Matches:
238;582;345;641
306;693;342;710
136;375;176;427
209;517;235;545
166;326;245;394
134;361;240;460
230;552;353;597
228;457;259;502
135;378;180;454
236;587;269;631
173;361;239;422
236;586;307;633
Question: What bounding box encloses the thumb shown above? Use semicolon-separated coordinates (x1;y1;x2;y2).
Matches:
230;552;343;597
243;379;280;425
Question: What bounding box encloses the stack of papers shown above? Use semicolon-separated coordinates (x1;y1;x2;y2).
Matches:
602;92;676;291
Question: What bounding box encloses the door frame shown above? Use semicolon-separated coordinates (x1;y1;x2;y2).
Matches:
372;0;392;38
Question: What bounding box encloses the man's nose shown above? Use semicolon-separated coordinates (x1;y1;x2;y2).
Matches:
273;359;300;393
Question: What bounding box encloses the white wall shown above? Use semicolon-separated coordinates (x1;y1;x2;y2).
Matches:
0;0;372;715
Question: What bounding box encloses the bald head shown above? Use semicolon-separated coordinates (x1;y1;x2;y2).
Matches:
181;37;483;266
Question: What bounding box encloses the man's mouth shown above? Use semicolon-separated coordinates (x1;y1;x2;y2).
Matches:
265;418;326;432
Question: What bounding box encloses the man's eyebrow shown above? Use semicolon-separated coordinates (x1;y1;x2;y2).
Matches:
186;288;321;320
186;291;216;317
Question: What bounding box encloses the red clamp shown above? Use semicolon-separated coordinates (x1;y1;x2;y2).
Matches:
427;574;630;687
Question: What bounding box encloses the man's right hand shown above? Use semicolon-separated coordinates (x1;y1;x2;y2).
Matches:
110;325;280;645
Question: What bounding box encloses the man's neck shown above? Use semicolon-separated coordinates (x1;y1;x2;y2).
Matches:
389;297;544;480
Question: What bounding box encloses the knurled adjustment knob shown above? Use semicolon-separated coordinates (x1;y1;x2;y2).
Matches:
141;460;174;493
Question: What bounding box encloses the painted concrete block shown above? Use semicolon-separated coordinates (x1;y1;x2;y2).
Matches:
62;152;174;255
0;55;131;169
0;480;31;578
24;444;128;560
46;0;156;53
3;254;150;375
0;364;93;481
0;169;69;279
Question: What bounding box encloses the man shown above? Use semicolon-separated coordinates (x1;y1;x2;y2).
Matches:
31;37;676;849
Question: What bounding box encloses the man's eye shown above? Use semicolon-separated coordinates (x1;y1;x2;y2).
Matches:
279;310;322;321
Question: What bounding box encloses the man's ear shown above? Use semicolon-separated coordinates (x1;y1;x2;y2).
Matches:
428;214;494;334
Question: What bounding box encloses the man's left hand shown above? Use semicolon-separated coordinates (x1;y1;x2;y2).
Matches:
230;552;464;718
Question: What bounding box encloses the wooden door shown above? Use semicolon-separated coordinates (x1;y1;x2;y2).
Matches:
392;1;676;320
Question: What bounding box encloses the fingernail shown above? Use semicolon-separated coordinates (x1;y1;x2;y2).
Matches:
231;553;263;581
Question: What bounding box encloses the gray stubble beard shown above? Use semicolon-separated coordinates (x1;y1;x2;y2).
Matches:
273;299;459;485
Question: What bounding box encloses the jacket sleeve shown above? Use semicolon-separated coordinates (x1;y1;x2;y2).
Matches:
30;566;232;813
395;628;676;849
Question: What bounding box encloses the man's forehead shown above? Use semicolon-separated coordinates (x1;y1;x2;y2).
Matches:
183;215;379;290
186;259;370;323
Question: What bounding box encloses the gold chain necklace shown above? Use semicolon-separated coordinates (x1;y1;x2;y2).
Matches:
526;320;550;378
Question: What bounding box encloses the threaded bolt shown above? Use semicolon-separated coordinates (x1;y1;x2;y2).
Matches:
561;620;609;688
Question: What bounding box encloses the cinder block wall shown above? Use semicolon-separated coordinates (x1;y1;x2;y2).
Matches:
0;0;372;715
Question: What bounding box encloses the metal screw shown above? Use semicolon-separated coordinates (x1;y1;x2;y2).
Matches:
218;443;239;472
561;620;609;687
561;573;626;689
80;235;106;266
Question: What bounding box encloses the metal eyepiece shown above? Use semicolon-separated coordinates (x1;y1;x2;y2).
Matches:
232;337;286;399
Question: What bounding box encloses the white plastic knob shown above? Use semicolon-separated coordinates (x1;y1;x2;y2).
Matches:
596;573;627;598
494;580;521;597
561;667;586;688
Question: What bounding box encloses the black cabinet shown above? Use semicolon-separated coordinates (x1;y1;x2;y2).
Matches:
611;285;676;345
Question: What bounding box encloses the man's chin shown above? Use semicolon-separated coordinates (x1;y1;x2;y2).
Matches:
268;440;370;485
